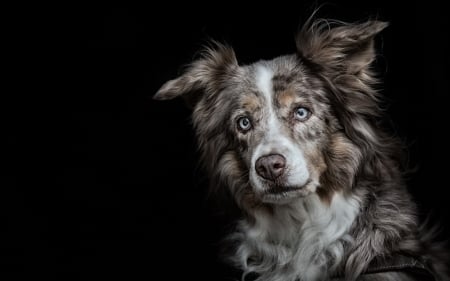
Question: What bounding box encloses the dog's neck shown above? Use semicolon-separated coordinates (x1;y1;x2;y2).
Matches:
234;192;360;281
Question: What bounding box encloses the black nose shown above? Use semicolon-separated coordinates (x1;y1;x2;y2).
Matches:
255;154;286;181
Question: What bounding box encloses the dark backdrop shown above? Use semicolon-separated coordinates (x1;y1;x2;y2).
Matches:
4;1;449;280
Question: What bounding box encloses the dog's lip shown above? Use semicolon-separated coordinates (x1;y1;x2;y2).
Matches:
265;185;304;194
265;179;311;195
261;187;311;204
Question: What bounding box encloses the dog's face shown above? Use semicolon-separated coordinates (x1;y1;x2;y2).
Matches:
222;60;333;203
155;20;387;206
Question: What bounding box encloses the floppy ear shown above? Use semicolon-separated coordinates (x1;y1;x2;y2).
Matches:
296;19;388;75
153;44;238;104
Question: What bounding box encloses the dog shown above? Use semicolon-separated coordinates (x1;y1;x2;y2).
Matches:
154;18;449;281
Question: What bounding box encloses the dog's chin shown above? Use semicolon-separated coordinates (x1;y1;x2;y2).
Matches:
257;180;314;204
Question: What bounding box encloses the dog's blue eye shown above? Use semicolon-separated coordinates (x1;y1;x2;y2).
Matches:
295;107;311;121
237;117;252;131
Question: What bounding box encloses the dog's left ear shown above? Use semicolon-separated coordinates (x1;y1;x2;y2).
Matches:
296;20;388;75
153;44;238;106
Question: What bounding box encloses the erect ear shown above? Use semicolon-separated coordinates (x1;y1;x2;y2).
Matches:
153;43;238;105
296;19;388;75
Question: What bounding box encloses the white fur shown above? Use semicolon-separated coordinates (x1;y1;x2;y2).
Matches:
250;64;310;197
254;64;274;105
233;192;360;281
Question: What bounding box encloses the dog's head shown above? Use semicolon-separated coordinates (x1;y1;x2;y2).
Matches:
155;20;388;206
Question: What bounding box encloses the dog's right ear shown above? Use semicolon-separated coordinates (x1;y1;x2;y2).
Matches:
153;44;238;106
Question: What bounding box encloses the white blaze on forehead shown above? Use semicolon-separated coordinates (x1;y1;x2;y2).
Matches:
255;64;274;102
255;64;278;133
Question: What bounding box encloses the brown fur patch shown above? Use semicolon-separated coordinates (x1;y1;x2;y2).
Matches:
317;188;335;205
319;132;362;203
276;89;297;108
304;149;331;204
240;93;263;113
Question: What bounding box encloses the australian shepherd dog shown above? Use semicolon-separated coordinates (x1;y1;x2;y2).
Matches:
154;18;449;281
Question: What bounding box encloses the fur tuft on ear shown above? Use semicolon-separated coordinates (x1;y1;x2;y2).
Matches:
296;19;388;75
153;43;238;103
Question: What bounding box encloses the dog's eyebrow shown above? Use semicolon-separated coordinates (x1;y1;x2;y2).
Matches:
276;89;298;108
272;74;294;92
238;93;263;113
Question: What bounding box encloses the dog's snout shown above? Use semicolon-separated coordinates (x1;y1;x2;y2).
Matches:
255;154;286;181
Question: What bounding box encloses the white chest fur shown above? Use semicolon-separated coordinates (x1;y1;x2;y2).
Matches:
233;193;360;281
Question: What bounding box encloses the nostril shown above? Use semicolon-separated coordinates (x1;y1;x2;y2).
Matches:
273;162;285;169
257;164;267;175
255;154;286;181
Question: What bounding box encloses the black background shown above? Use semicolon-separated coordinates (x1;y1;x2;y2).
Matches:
3;1;449;280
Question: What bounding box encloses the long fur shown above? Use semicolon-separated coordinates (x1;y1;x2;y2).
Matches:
155;18;449;281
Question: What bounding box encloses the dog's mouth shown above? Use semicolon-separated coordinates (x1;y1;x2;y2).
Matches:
261;180;313;203
265;185;304;194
